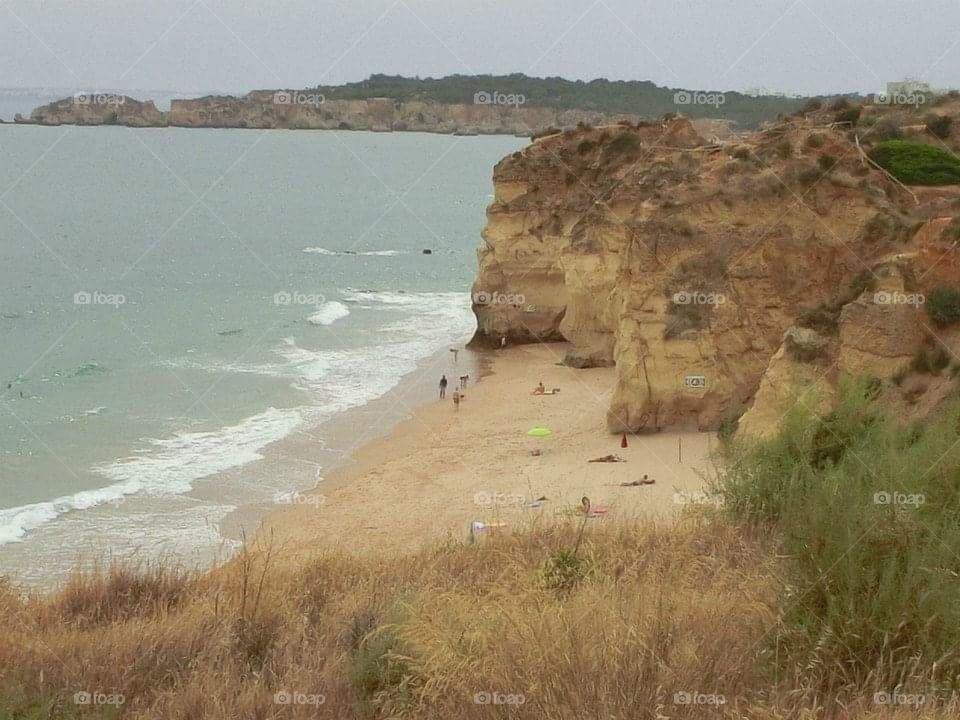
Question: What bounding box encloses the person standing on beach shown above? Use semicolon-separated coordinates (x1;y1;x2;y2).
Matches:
453;388;460;411
439;374;448;399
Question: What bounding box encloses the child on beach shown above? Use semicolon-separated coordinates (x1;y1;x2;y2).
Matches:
453;389;460;411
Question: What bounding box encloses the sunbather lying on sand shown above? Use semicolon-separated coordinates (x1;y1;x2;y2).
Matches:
589;454;625;463
621;474;656;487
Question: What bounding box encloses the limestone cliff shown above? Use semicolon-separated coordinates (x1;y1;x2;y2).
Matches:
471;116;960;434
17;92;640;136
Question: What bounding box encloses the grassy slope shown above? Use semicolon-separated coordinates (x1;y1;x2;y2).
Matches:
0;519;776;719
5;380;960;717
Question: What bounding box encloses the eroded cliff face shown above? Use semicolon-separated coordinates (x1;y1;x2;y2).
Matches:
471;118;960;434
17;93;639;135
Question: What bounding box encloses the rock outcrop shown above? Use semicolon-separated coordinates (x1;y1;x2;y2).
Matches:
17;95;165;127
471;116;960;434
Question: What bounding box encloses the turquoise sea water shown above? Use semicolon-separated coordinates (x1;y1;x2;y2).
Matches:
0;125;523;584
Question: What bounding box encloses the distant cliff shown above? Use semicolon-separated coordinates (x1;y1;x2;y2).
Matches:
14;73;817;134
471;102;960;435
15;92;642;136
18;95;165;127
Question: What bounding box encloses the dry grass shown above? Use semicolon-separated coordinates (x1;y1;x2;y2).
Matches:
1;511;957;718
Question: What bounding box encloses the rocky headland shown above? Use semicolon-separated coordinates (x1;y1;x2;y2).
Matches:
470;99;960;436
15;92;641;136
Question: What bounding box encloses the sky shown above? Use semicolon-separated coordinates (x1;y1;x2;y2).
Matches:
1;0;959;97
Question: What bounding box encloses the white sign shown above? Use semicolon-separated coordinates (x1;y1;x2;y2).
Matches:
684;375;706;389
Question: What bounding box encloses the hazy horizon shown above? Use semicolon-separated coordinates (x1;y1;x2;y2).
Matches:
2;0;958;99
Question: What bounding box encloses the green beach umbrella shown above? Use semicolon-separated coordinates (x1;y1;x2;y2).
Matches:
527;426;553;438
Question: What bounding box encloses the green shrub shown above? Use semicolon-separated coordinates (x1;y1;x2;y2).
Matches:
602;131;641;160
869;140;960;186
350;624;412;701
795;165;821;186
925;113;953;139
867;118;902;143
718;403;746;445
834;106;862;125
796;272;876;335
576;139;597;155
775;139;793;159
817;154;838;173
805;133;826;148
910;345;951;374
719;380;960;689
0;692;94;720
797;306;838;334
926;286;960;325
539;549;590;593
860;212;915;244
829;98;850;112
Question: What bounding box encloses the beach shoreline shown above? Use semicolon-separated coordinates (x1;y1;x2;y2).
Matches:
214;337;489;547
258;341;717;561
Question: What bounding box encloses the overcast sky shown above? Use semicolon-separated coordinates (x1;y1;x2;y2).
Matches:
2;0;958;96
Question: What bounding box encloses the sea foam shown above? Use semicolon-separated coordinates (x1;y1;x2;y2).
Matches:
308;301;351;326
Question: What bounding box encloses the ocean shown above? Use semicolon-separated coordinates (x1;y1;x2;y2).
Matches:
0;124;523;585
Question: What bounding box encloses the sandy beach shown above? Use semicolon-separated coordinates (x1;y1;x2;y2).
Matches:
262;342;717;558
